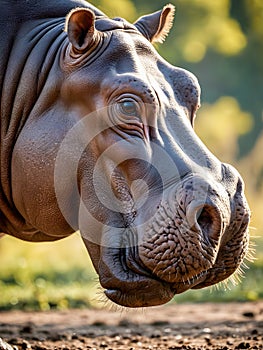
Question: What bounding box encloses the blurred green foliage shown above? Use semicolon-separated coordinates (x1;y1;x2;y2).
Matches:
0;0;262;310
0;234;98;310
95;0;137;20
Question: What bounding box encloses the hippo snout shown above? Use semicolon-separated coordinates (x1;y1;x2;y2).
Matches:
138;174;250;289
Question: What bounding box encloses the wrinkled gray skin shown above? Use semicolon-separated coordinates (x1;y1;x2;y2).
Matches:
0;0;250;307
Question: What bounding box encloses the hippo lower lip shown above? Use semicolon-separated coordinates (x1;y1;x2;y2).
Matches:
104;279;175;308
104;270;208;307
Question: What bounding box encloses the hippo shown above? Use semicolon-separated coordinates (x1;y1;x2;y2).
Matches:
0;0;250;308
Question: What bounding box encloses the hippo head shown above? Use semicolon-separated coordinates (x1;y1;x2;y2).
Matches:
12;5;250;307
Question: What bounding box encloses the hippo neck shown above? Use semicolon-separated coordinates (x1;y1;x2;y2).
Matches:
0;17;67;238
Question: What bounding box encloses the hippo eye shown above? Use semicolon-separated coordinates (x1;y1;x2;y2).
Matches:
118;100;139;117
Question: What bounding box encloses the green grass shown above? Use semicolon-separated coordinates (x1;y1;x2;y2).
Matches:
0;233;262;310
0;233;99;310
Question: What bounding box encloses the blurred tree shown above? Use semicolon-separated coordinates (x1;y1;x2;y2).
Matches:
239;131;263;235
229;0;263;155
195;96;253;162
92;0;137;21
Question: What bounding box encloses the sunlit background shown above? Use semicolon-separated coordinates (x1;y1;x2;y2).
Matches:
0;0;262;310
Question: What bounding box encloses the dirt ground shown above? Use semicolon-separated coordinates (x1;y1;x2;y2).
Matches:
0;302;262;350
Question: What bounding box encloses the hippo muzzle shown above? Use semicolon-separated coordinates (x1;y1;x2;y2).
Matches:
84;164;249;307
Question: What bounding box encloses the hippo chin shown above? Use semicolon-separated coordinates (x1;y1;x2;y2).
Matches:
0;0;250;308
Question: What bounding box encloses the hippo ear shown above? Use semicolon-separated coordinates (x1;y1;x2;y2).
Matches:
134;4;175;43
65;8;100;53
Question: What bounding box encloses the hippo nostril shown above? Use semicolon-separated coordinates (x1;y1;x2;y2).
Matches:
196;205;222;242
197;207;213;236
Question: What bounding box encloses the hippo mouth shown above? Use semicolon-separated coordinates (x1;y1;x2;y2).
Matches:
98;245;204;308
